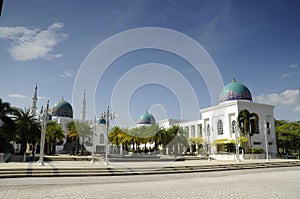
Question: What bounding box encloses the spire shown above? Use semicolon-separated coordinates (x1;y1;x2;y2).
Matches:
232;76;236;82
32;84;38;115
81;91;86;120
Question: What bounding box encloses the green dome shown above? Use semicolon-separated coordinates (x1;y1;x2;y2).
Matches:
52;98;73;118
219;78;252;102
138;110;155;125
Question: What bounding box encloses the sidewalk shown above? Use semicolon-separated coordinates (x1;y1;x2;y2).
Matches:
1;155;299;170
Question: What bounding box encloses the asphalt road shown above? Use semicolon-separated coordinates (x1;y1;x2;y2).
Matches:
0;167;299;199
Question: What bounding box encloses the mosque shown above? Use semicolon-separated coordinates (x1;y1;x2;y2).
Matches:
137;78;278;157
31;77;277;157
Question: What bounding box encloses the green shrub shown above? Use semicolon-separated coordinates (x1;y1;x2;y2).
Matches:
251;148;264;154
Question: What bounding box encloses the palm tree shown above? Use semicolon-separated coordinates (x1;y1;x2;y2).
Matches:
66;121;79;155
238;109;259;152
0;98;17;153
188;136;204;154
167;125;189;157
46;121;65;155
75;120;93;155
148;125;170;154
13;108;41;155
117;128;131;153
108;126;123;154
67;121;92;155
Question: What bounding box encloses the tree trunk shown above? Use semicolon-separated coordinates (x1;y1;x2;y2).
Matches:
51;136;56;155
76;137;80;155
116;138;119;154
20;139;27;155
72;140;75;155
81;137;85;155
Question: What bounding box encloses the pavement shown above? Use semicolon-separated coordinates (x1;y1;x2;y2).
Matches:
1;165;300;199
1;155;300;178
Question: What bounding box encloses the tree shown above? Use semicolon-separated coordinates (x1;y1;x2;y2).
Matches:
67;121;92;155
13;108;41;155
238;109;259;152
66;121;79;155
188;136;204;154
239;136;249;151
0;98;16;152
46;121;65;155
167;125;188;157
117;128;131;153
150;125;170;154
109;126;123;154
276;120;300;156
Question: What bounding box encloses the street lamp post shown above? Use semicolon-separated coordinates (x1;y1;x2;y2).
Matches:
232;120;240;162
207;124;211;162
90;115;96;163
38;100;49;166
264;120;270;161
101;106;115;166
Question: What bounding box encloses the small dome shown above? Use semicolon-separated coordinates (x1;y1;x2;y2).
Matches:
219;78;252;102
137;110;156;125
52;98;73;118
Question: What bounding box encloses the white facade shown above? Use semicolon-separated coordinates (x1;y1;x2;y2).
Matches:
200;100;277;155
157;95;277;156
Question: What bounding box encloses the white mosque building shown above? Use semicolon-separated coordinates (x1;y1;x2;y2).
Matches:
31;77;277;157
156;78;277;157
32;86;108;154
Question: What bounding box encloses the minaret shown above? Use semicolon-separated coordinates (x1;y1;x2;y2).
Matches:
81;91;86;120
32;84;38;115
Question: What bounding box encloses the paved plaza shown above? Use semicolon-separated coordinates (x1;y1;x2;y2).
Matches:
0;167;299;199
0;159;300;198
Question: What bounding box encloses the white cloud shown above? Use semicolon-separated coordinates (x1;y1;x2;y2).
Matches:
289;64;299;68
281;73;291;78
0;22;68;61
255;89;300;107
293;105;300;113
37;96;47;100
59;69;76;78
8;94;28;99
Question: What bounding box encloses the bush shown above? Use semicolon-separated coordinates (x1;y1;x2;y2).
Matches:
250;148;264;154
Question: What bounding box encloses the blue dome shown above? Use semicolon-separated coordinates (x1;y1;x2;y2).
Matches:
137;110;156;125
219;78;252;102
52;98;73;118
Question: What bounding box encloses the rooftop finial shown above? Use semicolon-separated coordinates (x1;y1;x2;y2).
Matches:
232;76;236;82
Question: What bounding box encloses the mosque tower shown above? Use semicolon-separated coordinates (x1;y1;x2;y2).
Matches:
81;91;86;120
32;84;38;115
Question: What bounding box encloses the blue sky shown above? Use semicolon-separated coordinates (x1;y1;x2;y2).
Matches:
0;0;299;126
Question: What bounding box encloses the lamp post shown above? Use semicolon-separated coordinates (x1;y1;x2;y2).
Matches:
90;115;96;163
207;124;211;162
100;106;115;166
232;120;240;162
38;100;49;166
264;120;270;161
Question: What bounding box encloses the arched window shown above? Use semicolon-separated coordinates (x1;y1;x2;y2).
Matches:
100;134;104;144
217;120;223;135
232;120;236;133
206;124;210;136
266;122;270;134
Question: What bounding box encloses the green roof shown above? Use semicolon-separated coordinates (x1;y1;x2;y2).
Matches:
219;79;252;102
138;110;155;125
52;99;73;118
